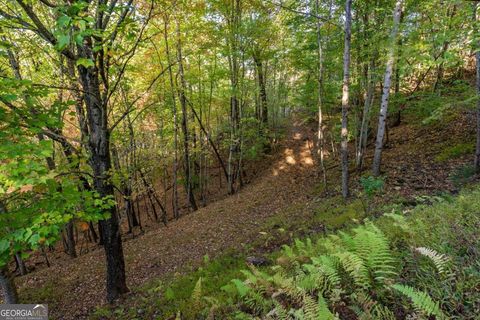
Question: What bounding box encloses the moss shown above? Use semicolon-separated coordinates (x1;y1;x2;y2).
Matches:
313;197;365;229
20;278;64;317
435;142;475;162
99;252;246;319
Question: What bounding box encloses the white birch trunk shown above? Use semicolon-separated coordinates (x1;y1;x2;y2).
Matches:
372;0;404;176
341;0;353;198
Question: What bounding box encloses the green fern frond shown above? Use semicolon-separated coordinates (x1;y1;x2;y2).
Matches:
317;295;337;320
391;284;445;319
191;277;203;309
269;301;290;320
415;247;449;274
369;305;396;320
310;255;341;290
335;251;370;289
282;244;295;258
384;212;410;232
295;270;322;293
303;294;320;320
244;288;272;315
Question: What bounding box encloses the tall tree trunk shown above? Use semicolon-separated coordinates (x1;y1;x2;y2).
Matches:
226;0;242;196
77;58;128;302
163;17;179;219
64;221;77;258
315;0;327;188
176;20;198;211
434;5;457;93
0;266;18;304
126;113;140;228
254;54;268;126
341;0;353;199
372;0;404;176
474;3;480;173
111;144;137;233
356;59;376;170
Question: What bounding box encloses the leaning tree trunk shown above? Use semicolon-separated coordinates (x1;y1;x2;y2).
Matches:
340;0;353;199
372;0;403;176
14;253;27;276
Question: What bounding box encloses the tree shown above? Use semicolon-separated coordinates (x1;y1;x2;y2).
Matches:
0;266;18;304
475;2;480;173
176;19;198;211
314;0;327;187
341;0;353;198
372;0;404;176
0;0;156;302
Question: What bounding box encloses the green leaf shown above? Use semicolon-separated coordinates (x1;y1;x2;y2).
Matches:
0;239;9;253
1;94;18;102
76;58;95;68
57;16;71;28
57;34;70;50
165;287;175;300
230;279;250;297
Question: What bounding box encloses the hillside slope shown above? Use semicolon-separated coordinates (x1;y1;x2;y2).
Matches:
18;121;319;319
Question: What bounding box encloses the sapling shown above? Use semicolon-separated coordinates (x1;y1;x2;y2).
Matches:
359;176;385;214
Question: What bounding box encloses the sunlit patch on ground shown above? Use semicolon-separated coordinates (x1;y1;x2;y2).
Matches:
284;148;297;165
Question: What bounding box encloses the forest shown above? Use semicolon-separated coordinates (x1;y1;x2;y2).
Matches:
0;0;479;319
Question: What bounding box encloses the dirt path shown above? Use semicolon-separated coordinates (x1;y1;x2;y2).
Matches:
18;121;318;319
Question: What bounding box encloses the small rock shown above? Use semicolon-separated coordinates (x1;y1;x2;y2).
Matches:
246;256;270;266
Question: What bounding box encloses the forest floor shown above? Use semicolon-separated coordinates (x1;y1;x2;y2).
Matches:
18;117;321;319
16;108;475;319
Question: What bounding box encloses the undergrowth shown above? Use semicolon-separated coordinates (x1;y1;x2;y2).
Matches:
186;187;480;319
92;186;480;319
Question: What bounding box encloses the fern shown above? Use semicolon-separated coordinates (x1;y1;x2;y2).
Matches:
352;224;397;283
268;301;290;320
192;277;202;305
335;251;371;289
384;212;410;232
191;277;203;312
244;288;272;315
229;222;453;319
415;247;449;274
370;305;396;320
310;255;341;290
302;294;320;320
317;295;337;320
391;284;445;319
